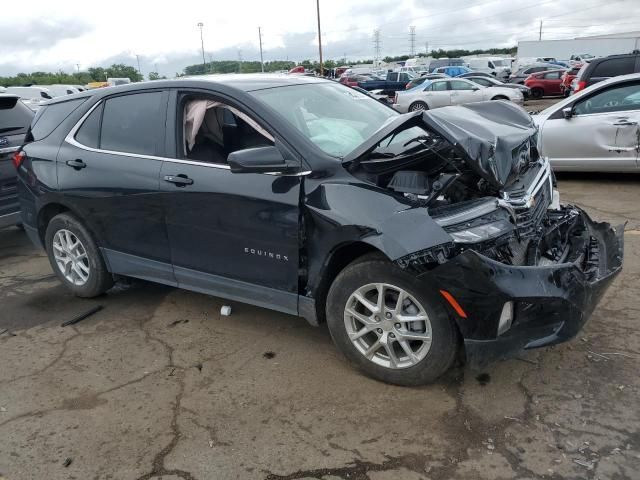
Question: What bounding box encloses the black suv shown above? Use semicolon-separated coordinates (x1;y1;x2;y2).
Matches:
15;76;623;385
1;94;34;229
573;53;640;94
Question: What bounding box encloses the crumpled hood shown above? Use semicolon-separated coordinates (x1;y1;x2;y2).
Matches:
421;101;538;189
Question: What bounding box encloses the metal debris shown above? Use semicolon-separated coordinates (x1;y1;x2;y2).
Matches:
61;305;103;327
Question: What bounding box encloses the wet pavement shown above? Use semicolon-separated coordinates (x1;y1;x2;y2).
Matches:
0;173;638;480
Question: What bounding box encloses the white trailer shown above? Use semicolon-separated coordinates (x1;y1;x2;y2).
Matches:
517;32;640;62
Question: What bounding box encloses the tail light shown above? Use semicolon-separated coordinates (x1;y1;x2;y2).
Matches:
574;80;587;92
12;150;25;169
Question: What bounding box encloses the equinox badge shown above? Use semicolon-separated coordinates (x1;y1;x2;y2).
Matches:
244;247;289;262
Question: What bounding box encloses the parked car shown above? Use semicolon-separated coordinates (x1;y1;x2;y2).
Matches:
405;74;449;90
5;86;54;111
458;71;494;78
339;74;374;88
465;57;511;78
508;64;558;84
428;58;465;72
358;71;415;96
393;77;523;112
465;75;531;99
1;94;34;229
570;54;595;64
560;65;583;96
572;53;640;94
41;85;82;97
524;69;566;98
14;76;622;385
431;66;473;77
534;73;640;172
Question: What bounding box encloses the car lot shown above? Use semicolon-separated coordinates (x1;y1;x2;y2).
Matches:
1;172;639;479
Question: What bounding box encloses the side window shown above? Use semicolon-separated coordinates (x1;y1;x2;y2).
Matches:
573;81;640;116
591;57;635;78
450;80;474;90
431;81;449;91
182;97;274;164
31;98;87;141
75;103;103;148
488;61;493;68
473;78;491;87
544;71;561;80
100;92;165;155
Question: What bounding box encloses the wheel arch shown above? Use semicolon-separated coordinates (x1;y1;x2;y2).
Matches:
37;202;102;252
308;241;385;325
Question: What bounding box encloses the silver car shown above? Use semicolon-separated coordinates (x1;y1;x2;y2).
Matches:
393;78;523;113
534;73;640;172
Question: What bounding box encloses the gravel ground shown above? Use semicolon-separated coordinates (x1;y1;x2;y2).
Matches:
0;172;638;480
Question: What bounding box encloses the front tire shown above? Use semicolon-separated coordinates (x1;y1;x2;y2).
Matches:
326;255;458;386
45;213;113;298
409;101;428;112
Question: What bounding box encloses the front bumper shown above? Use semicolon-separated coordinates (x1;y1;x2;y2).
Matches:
424;208;624;366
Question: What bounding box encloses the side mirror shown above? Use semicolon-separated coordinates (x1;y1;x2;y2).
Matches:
228;146;298;174
562;106;573;119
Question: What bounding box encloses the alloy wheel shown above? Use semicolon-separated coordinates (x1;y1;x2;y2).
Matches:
343;283;432;369
52;229;90;286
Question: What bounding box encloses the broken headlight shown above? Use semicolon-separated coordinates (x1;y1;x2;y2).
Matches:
448;219;514;244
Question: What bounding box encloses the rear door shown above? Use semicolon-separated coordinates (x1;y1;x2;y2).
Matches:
0;97;33;226
449;80;482;104
541;79;640;171
57;90;175;283
542;71;562;95
422;80;451;108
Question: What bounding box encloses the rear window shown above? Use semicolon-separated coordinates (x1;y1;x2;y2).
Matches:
99;92;165;155
591;57;636;78
30;98;87;141
0;97;34;135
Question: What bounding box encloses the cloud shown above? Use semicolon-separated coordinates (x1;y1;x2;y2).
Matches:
0;17;91;51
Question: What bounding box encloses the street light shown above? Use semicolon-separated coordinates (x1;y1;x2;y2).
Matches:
197;22;206;72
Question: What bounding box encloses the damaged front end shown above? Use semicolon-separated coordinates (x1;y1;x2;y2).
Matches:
344;101;624;365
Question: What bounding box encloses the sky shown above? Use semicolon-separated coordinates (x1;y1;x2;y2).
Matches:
0;0;638;77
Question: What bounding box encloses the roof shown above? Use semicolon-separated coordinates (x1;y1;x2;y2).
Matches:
44;73;332;106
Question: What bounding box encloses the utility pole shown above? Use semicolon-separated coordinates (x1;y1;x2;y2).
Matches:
76;63;80;73
373;29;382;66
258;27;265;73
237;49;243;73
208;54;213;73
197;22;206;71
316;0;324;76
136;55;142;79
539;20;543;41
409;26;416;57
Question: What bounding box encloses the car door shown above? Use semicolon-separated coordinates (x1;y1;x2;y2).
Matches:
542;71;562;95
159;90;302;314
57;90;175;283
540;80;640;171
449;80;482;105
422;80;451;108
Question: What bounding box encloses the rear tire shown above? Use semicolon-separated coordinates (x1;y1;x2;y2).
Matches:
326;255;458;386
531;87;544;99
45;213;113;298
409;101;428;112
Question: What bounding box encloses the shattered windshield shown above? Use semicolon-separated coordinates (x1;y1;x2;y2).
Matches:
251;83;397;157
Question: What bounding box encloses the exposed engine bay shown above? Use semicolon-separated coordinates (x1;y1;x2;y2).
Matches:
345;102;594;269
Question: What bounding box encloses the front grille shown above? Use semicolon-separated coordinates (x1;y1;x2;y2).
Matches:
505;160;553;238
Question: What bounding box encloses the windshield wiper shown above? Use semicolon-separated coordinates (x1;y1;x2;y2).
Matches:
403;135;430;148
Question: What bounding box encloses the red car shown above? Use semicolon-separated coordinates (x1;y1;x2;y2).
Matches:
524;69;566;98
338;74;370;87
560;64;582;96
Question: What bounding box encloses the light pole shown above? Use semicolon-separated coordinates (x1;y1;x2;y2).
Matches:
197;22;206;72
258;27;265;73
136;55;142;79
316;0;323;76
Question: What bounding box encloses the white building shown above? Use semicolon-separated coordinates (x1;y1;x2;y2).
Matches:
517;31;640;61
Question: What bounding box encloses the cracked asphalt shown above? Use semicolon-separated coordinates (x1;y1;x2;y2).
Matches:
1;173;639;480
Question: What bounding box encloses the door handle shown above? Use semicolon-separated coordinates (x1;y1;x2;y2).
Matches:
612;120;638;126
164;174;194;186
65;159;86;170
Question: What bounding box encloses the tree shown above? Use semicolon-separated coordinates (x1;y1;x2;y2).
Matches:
148;72;161;81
